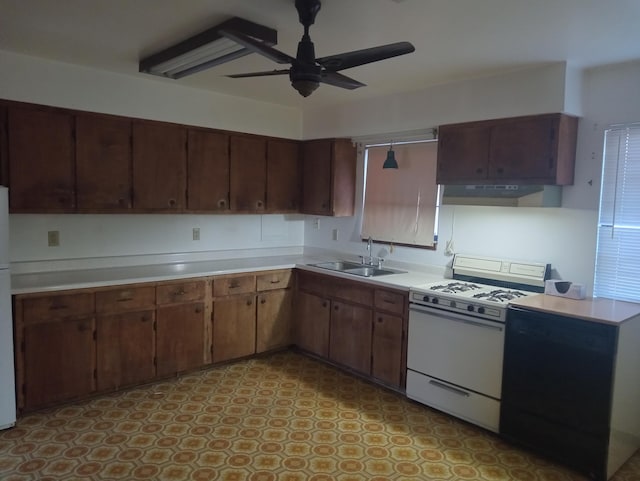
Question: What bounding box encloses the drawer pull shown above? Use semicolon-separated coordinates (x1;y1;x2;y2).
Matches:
174;289;186;296
117;297;134;303
229;282;240;289
429;379;470;397
382;298;396;304
270;280;281;284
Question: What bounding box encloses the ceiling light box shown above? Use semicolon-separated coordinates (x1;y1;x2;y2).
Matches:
139;17;277;79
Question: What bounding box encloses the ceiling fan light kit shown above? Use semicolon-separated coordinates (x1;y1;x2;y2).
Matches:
222;0;416;97
139;17;277;79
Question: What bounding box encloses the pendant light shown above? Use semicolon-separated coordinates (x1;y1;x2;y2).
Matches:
382;142;399;169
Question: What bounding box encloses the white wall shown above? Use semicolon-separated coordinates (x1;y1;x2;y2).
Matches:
303;60;640;294
0;50;306;267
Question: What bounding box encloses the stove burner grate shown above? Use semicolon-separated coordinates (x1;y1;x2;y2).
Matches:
472;290;529;302
429;282;483;294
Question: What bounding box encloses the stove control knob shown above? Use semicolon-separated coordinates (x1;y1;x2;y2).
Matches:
467;305;475;312
432;298;439;305
477;306;486;314
450;301;457;308
422;295;429;303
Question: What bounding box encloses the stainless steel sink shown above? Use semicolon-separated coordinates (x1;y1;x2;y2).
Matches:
310;261;406;277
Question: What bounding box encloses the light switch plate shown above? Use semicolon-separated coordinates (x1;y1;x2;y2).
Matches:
47;230;60;247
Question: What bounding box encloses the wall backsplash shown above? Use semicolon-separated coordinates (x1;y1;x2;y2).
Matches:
9;214;305;264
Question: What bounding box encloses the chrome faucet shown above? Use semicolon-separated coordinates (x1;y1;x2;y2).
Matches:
367;236;373;257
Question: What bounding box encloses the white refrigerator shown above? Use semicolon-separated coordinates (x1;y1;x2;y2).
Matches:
0;186;16;429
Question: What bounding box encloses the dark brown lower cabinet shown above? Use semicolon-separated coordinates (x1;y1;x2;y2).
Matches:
156;303;206;377
257;289;293;353
329;301;372;375
371;312;404;386
96;310;155;391
295;290;331;357
23;317;95;411
212;294;257;363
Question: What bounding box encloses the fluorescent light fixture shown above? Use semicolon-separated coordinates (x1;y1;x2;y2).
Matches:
139;17;277;79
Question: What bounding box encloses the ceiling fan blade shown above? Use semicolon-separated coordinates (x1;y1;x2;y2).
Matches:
316;41;415;71
219;29;294;64
320;71;365;90
226;69;290;79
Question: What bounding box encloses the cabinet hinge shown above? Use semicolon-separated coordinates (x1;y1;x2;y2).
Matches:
93;369;97;380
153;321;157;331
93;330;97;341
153;357;157;367
21;340;25;353
22;384;26;396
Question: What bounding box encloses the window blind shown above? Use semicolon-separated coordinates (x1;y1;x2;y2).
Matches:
361;141;438;248
594;123;640;302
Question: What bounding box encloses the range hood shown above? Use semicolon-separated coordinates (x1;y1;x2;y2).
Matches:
441;184;562;207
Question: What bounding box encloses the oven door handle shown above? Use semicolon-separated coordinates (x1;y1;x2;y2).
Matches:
409;304;503;332
428;379;470;397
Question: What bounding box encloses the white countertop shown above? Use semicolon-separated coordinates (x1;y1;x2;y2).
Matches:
10;254;443;295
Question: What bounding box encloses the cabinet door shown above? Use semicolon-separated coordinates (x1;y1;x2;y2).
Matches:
436;124;491;184
301;140;332;215
132;121;186;211
295;291;330;357
331;139;357;217
257;289;292;353
230;135;266;212
156;302;205;376
489;116;556;182
8;105;75;211
23;317;95;410
329;301;372;375
266;139;300;212
371;312;404;387
187;129;230;211
76;114;132;210
96;310;155;391
212;294;256;362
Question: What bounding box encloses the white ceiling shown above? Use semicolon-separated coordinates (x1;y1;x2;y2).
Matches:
2;0;640;110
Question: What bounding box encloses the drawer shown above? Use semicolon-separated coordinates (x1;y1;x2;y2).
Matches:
257;270;292;291
22;292;94;323
213;275;256;297
374;289;406;316
96;286;156;313
406;370;500;433
157;280;205;305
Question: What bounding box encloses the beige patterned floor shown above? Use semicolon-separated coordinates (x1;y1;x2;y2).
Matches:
0;351;638;481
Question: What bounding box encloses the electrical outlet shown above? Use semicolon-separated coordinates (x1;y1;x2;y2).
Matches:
313;218;320;230
192;228;200;241
47;230;60;247
332;228;339;241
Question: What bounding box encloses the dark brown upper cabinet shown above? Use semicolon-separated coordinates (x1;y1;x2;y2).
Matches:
132;121;187;211
301;138;356;217
187;128;230;212
76;113;133;211
8;105;75;212
230;135;266;212
437;113;578;185
266;139;300;213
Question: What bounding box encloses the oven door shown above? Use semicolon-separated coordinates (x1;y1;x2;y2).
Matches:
407;303;505;399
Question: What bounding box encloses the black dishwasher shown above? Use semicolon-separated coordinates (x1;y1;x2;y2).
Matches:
501;306;617;481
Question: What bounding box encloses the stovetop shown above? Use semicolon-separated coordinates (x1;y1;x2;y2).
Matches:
417;281;534;304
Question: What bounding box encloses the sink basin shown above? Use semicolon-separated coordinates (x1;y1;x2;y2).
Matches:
310;261;406;277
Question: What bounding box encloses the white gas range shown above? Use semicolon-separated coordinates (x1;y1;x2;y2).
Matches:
406;254;549;433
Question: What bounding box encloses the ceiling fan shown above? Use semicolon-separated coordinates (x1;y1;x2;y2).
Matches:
220;0;415;97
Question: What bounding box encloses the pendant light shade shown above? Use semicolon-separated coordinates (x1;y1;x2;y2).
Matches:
383;143;399;169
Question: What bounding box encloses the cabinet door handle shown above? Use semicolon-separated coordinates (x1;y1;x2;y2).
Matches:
168;199;176;207
246;300;253;306
195;307;202;314
475;168;483;174
377;317;383;323
256;200;264;209
218;199;227;208
334;305;339;311
496;167;504;174
260;298;266;305
321;302;327;308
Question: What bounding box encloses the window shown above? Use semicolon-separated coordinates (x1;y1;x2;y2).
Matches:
594;123;640;303
361;141;439;248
